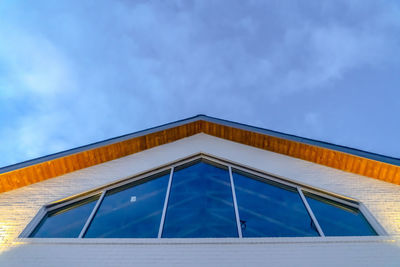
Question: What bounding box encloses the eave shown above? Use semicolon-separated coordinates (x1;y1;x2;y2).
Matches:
1;115;399;193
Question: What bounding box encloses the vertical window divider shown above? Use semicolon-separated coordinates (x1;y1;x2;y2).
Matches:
158;167;174;238
78;191;106;238
297;187;325;237
229;166;243;238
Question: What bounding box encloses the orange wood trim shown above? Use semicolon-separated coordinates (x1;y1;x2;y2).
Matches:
1;119;399;193
0;121;202;193
201;120;400;186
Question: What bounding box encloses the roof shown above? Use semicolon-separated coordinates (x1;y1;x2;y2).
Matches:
1;115;399;193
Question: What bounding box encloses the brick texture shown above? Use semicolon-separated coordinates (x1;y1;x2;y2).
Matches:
0;134;399;266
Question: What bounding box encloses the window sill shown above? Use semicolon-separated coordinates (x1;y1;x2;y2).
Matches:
16;235;395;245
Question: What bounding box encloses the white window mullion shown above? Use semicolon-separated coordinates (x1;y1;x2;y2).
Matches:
229;166;243;238
78;191;106;238
297;187;325;237
158;167;174;238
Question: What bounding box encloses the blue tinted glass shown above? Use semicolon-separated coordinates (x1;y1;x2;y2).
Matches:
162;161;238;238
233;170;319;237
84;172;169;238
31;196;98;238
305;193;377;236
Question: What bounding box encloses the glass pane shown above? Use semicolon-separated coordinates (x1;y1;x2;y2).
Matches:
84;172;169;238
162;161;238;238
30;195;99;238
305;192;377;236
233;170;319;237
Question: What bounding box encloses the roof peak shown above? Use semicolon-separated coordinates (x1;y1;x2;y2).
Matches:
1;115;400;174
1;115;400;193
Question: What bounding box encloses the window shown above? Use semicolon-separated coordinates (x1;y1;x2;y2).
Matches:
22;155;382;239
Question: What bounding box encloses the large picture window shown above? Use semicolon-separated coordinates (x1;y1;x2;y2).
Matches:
23;155;381;239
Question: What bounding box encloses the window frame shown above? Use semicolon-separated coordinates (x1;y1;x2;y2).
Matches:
19;153;387;240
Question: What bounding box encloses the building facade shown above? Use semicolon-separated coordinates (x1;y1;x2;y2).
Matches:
0;115;399;266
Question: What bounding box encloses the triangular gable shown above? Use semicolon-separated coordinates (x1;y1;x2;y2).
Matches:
1;115;399;193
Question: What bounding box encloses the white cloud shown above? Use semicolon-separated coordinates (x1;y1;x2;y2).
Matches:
1;0;400;166
0;30;76;98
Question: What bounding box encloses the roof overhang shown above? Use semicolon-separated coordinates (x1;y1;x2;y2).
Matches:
1;115;399;193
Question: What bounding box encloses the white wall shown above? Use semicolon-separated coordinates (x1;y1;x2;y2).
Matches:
0;133;399;266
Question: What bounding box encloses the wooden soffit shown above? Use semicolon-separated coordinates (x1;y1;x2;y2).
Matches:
1;117;399;193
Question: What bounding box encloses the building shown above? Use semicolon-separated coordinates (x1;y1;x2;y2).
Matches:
0;115;399;266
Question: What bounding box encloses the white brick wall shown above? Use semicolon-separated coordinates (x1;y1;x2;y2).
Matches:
0;134;399;266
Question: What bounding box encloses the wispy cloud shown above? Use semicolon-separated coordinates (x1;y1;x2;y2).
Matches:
0;0;400;166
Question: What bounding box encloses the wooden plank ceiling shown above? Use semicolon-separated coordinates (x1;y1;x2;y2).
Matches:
1;119;399;193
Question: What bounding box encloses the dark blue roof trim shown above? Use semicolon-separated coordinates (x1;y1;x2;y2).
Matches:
0;115;203;174
1;114;399;174
202;116;400;166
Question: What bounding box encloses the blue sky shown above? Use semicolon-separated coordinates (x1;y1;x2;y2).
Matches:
0;0;400;167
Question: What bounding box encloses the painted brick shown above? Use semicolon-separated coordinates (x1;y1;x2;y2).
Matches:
0;134;399;266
